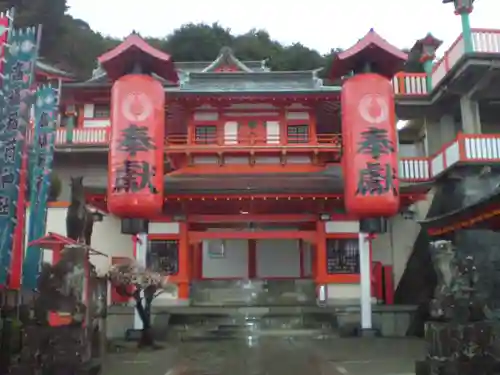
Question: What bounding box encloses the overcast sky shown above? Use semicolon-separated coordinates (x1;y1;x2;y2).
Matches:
67;0;498;56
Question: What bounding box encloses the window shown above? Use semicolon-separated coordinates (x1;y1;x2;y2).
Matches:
326;239;359;274
93;104;110;118
287;125;309;143
146;240;179;275
195;125;217;144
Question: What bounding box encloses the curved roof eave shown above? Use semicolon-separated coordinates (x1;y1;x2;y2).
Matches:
97;33;172;65
338;29;407;61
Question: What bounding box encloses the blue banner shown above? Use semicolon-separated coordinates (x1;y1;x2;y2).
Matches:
0;27;38;285
23;85;57;289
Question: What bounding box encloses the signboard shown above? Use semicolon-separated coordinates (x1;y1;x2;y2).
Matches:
23;85;58;290
0;26;38;285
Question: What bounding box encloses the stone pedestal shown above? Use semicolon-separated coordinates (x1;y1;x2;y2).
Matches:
415;321;500;375
10;325;100;375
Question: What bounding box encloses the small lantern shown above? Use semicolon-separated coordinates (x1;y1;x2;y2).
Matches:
442;0;474;14
417;33;442;63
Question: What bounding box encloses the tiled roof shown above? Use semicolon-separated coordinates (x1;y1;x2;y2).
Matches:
64;47;334;93
36;60;74;78
168;70;336;93
175;60;266;72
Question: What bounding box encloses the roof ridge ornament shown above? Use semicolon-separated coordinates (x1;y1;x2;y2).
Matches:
202;45;253;73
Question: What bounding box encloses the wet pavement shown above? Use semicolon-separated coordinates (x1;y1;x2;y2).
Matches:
104;337;424;375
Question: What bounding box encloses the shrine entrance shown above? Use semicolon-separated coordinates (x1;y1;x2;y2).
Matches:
188;228;318;306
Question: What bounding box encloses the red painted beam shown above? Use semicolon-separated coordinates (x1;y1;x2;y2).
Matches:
189;230;317;242
188;214;318;223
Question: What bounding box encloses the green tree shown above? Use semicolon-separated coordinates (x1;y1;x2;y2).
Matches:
0;3;342;76
162;23;233;61
0;0;68;60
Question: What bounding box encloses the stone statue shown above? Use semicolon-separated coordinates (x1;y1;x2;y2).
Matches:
34;244;88;324
429;239;488;323
66;176;94;246
429;240;456;319
419;239;499;375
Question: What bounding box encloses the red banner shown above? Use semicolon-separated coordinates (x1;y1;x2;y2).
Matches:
341;73;400;217
107;75;165;217
0;12;9;82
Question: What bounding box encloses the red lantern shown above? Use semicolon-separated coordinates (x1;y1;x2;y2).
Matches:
107;75;165;217
341;73;400;217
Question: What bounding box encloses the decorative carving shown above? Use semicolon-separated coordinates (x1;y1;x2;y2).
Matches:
429;240;488;323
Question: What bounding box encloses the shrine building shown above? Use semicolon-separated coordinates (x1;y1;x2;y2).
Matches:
26;15;500;332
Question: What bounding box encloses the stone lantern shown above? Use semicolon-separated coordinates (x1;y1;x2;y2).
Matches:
414;33;443;91
443;0;475;52
442;0;474;14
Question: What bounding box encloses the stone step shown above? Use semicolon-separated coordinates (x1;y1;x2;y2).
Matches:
169;313;335;331
176;327;337;341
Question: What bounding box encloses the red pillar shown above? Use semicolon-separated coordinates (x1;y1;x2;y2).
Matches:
315;221;327;285
191;243;203;280
52;244;64;264
10;146;28;289
298;239;305;278
177;222;190;299
248;239;256;279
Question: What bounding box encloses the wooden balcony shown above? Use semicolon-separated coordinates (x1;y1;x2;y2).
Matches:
29;129;500;184
165;133;342;153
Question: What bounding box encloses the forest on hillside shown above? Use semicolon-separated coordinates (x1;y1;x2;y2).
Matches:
0;0;423;79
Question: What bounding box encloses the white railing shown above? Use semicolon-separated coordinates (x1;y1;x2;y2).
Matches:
399;158;429;180
463;135;500;160
26;128;109;145
392;73;427;96
431;29;500;90
472;30;500;53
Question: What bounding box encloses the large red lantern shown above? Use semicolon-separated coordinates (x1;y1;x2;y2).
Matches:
107;74;165;217
341;73;400;217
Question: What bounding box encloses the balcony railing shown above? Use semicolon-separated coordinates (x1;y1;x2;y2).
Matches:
431;29;500;90
430;133;500;178
26;128;109;146
165;133;342;148
392;73;427;96
28;128;500;183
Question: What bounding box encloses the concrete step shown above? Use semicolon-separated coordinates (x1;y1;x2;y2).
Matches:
169;313;335;331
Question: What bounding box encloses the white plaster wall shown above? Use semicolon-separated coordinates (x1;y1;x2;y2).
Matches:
84;119;110;127
83;104;94;118
255;239;300;278
224;121;238;144
327;284;360;303
52;156;108;201
30;207;133;275
266;121;280;144
371;190;434;288
202;239;248;278
325;220;359;234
